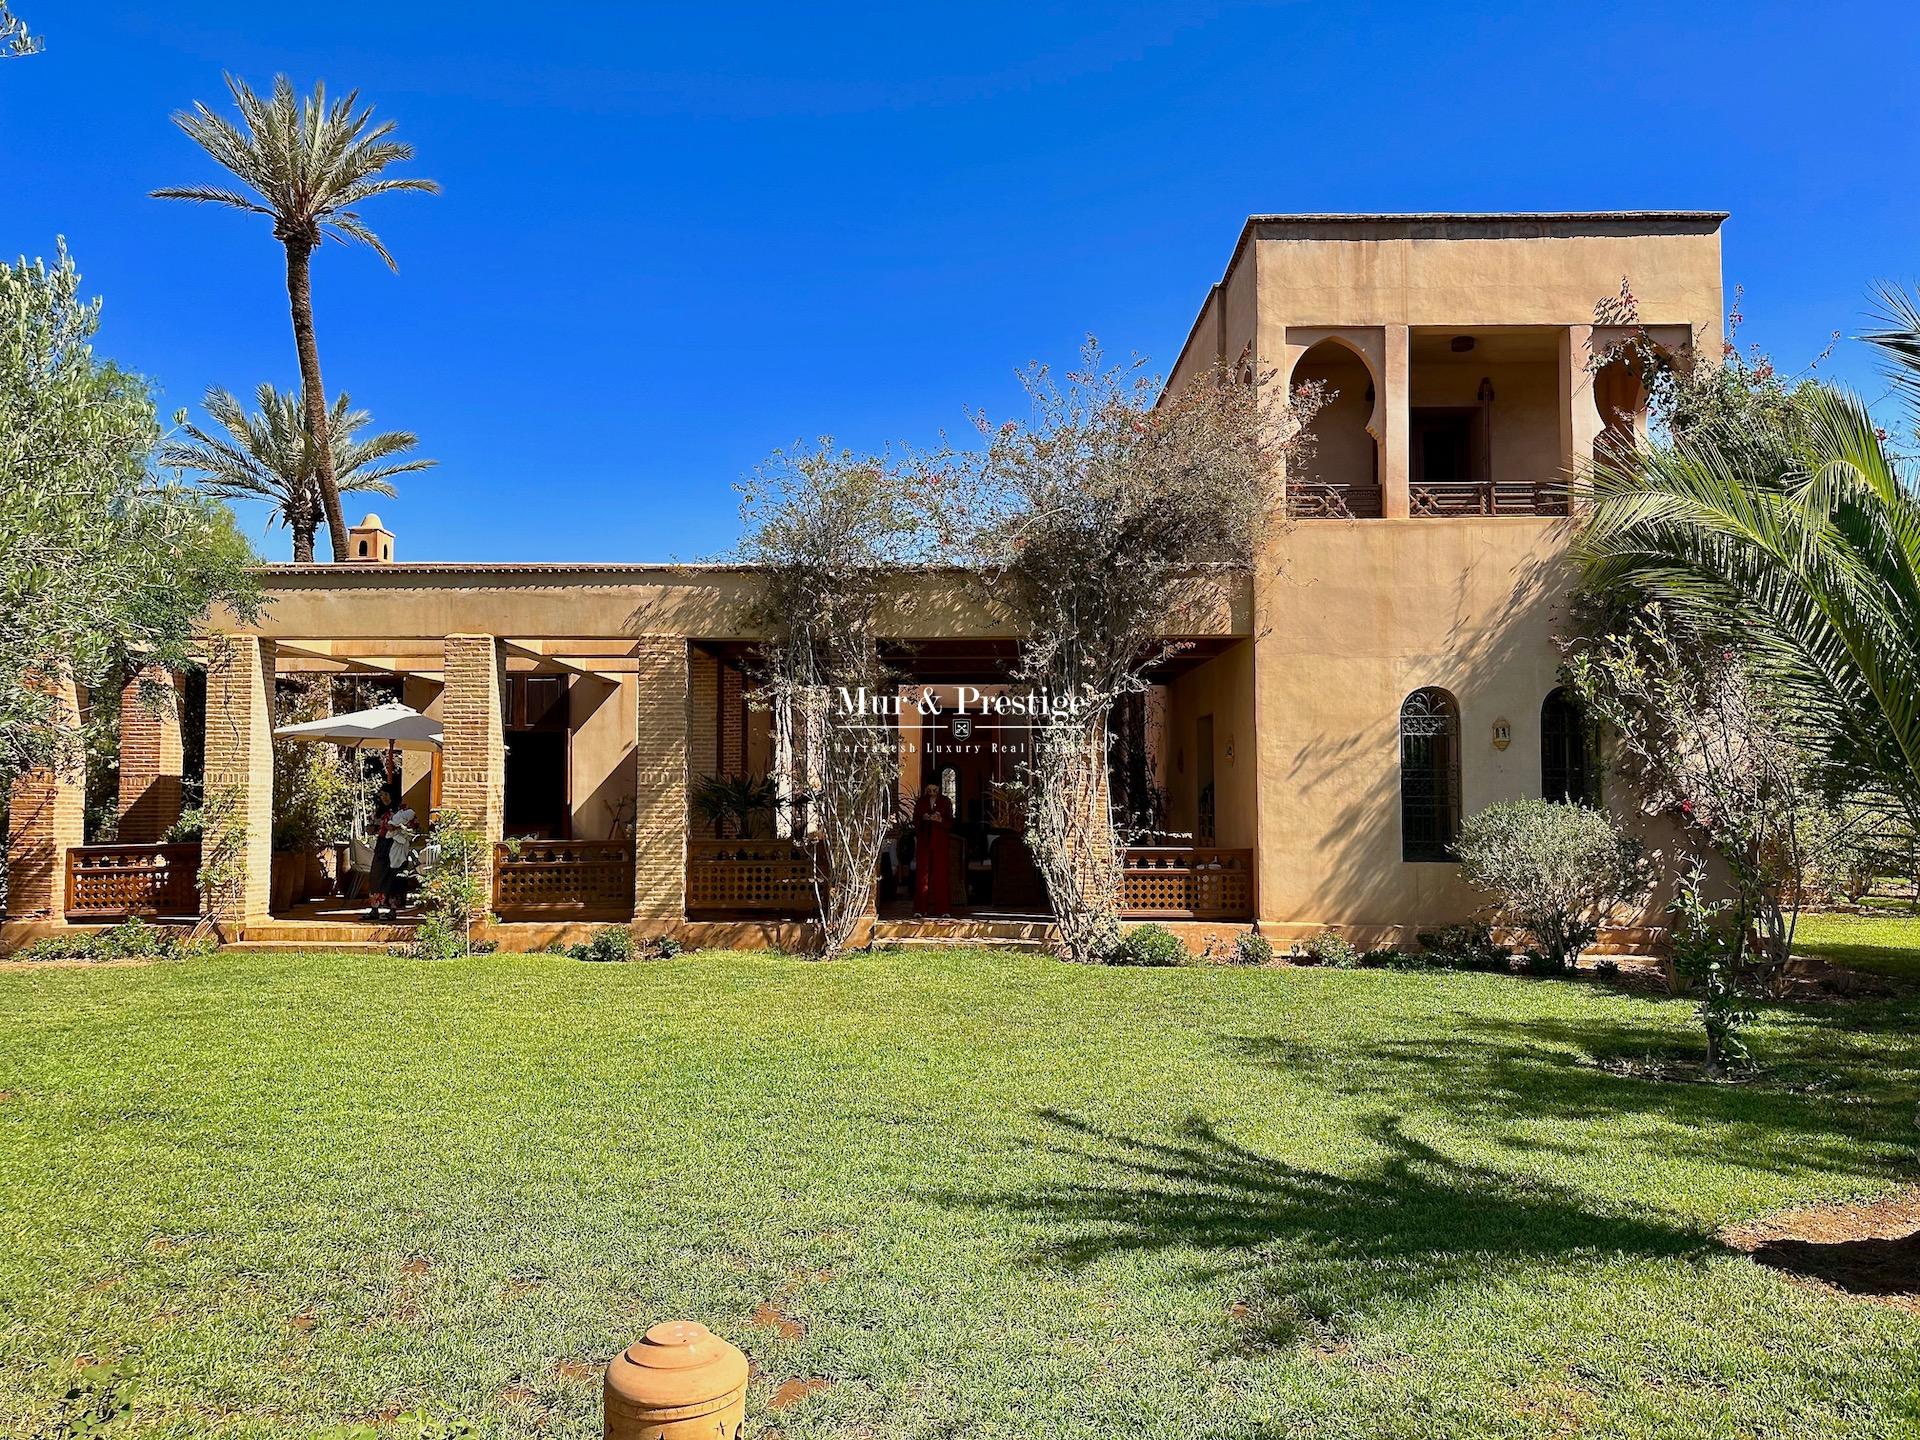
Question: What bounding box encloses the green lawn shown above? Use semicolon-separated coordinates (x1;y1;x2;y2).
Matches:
1797;906;1920;982
3;948;1918;1440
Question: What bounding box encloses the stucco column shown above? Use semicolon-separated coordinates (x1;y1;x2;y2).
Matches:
440;635;507;902
1380;324;1411;518
5;674;85;919
118;667;185;843
632;637;689;926
204;636;276;926
1559;324;1602;492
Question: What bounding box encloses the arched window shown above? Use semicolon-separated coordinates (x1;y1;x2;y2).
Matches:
1400;688;1461;861
1541;687;1598;806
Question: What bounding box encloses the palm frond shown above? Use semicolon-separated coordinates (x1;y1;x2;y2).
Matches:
1865;282;1920;414
156;71;435;265
164;382;433;556
1576;376;1920;817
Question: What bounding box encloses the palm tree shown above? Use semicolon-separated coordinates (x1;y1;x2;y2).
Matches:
160;385;436;563
153;75;437;561
1574;297;1920;828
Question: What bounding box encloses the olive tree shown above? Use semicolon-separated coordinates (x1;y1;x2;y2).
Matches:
0;246;257;793
939;343;1321;962
736;442;923;959
1454;798;1649;972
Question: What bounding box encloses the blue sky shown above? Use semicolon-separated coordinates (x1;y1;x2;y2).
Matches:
4;2;1916;562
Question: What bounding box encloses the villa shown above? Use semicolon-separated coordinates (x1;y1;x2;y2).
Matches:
3;211;1726;950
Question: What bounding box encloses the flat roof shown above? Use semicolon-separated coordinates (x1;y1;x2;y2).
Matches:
1166;208;1727;387
1241;210;1728;225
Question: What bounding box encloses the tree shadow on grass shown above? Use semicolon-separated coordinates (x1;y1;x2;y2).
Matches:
1222;1005;1920;1184
940;1109;1705;1353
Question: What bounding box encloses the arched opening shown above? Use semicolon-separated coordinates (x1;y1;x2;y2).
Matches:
1289;339;1381;518
1400;687;1461;861
357;539;369;557
1541;687;1598;806
1593;342;1658;457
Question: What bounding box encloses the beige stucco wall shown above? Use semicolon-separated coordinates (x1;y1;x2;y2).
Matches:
570;674;635;841
1250;216;1723;351
1165;642;1257;851
1252;518;1576;931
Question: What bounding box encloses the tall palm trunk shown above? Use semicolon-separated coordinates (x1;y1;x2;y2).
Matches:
281;237;349;560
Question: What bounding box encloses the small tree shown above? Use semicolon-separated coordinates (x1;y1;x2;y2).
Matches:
414;809;491;957
192;780;247;941
940;342;1321;962
736;443;922;959
1667;860;1756;1075
1454;799;1649;972
1565;605;1812;979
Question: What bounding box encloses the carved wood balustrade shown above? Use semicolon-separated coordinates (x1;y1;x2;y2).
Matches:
493;839;635;918
66;843;202;919
686;838;818;916
1120;847;1255;920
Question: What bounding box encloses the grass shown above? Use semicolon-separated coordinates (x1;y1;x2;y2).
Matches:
2;948;1919;1439
1797;906;1920;982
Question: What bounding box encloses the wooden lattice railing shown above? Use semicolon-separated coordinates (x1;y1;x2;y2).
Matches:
1121;847;1254;920
1287;481;1385;519
686;838;818;915
66;842;202;920
493;839;635;917
1410;479;1569;517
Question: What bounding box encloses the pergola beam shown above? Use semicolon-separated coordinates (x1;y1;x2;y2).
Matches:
265;640;444;677
502;640;621;680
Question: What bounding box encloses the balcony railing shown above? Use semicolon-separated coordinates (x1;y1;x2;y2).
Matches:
1121;847;1254;920
1410;479;1568;517
66;842;201;920
681;840;1256;923
1287;481;1385;520
686;838;816;915
494;839;634;918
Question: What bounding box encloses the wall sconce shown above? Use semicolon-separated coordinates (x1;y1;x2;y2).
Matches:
1491;718;1511;751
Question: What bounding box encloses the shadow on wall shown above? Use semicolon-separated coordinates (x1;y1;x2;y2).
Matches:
937;1107;1702;1354
1277;535;1574;930
570;675;636;841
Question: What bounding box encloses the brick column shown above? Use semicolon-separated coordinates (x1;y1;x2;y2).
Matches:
203;636;275;926
440;636;507;906
118;667;185;843
5;674;85;919
633;638;689;926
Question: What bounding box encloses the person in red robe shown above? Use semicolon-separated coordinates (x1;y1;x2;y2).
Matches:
913;782;954;916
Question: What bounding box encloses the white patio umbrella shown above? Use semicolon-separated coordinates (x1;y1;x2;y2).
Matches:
275;704;445;879
273;701;443;752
